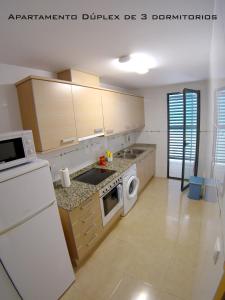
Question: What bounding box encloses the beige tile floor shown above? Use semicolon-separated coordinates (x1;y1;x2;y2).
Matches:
61;178;223;300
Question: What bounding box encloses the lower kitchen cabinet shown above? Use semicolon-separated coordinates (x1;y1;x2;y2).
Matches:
136;150;155;193
59;192;122;267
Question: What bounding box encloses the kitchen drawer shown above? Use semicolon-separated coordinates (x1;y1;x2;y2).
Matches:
72;210;102;235
71;203;101;227
70;194;100;225
76;228;102;261
75;221;102;247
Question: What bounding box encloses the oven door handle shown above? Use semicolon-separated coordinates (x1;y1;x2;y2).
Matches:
117;184;123;200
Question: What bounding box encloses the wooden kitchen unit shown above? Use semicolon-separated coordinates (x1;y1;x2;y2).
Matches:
101;90;145;136
16;75;145;152
16;78;78;152
59;192;122;267
72;85;104;140
57;69;100;87
136;149;155;193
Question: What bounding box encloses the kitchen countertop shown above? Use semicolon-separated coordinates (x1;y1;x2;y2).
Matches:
54;144;155;211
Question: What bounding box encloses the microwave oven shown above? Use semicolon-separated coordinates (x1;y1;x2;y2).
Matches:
0;130;36;171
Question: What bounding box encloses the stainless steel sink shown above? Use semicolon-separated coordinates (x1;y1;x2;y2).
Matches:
116;153;137;159
131;149;145;155
115;148;145;159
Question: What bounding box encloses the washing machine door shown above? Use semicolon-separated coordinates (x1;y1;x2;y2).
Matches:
126;175;139;200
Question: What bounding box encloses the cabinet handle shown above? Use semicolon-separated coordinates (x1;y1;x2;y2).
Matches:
106;129;114;134
61;137;76;144
94;128;103;134
86;234;97;246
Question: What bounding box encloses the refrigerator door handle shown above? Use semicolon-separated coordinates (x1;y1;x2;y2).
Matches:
0;201;55;236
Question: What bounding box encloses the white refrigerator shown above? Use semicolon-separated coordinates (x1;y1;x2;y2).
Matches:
0;159;75;300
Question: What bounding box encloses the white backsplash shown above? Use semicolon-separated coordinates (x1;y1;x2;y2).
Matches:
38;132;139;181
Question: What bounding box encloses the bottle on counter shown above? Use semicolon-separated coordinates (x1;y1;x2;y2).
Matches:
106;150;113;162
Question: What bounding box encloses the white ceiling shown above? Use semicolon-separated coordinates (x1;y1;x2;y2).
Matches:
0;0;215;89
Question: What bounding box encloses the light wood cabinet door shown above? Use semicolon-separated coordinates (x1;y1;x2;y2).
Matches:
136;150;155;193
121;94;133;132
17;79;78;152
72;86;104;139
120;95;145;132
101;90;125;135
130;96;145;130
32;80;77;151
145;151;155;180
136;96;145;129
136;158;145;192
101;91;143;134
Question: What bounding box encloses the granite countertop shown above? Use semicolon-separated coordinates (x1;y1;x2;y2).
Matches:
54;144;155;211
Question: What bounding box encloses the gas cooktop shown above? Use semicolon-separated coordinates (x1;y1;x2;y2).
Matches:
73;168;116;185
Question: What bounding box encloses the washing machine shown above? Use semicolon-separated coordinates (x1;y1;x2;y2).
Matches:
122;164;140;216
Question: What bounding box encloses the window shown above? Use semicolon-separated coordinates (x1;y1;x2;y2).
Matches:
215;88;225;164
168;93;184;160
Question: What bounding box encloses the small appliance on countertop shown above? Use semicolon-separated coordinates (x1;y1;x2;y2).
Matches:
0;130;36;171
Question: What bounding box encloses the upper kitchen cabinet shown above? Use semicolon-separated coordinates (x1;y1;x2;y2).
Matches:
16;74;145;151
102;90;145;135
72;86;104;140
16;78;78;152
121;94;145;131
131;96;145;129
101;90;126;135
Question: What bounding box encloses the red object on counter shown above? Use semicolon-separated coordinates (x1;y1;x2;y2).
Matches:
98;156;107;166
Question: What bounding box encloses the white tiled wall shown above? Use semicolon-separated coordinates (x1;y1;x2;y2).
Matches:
38;132;139;181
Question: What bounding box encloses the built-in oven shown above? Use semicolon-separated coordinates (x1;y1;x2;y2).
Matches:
99;176;123;226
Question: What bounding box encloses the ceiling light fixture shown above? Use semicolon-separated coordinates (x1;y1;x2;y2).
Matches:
113;53;157;75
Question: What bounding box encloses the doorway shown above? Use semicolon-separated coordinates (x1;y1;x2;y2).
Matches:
167;89;200;191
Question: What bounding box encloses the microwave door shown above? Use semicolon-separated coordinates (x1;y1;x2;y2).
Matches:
0;138;25;164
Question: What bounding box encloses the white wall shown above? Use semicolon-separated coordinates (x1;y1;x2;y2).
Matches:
0;63;55;133
210;0;225;275
136;80;211;178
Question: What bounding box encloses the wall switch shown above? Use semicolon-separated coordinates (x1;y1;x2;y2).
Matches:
213;237;221;265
